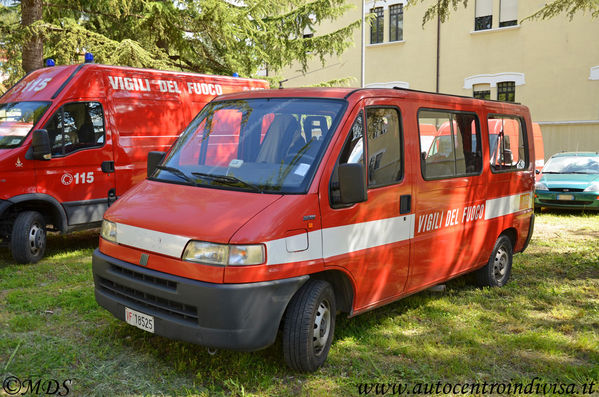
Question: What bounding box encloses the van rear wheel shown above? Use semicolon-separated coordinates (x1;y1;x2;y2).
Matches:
11;211;47;264
476;235;512;287
282;279;336;372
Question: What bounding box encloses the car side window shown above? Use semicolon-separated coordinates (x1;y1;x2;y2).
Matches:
45;102;105;156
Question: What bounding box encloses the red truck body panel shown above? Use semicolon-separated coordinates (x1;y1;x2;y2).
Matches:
0;63;268;260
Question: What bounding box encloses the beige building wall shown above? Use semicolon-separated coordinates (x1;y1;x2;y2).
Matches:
278;3;362;87
281;0;599;159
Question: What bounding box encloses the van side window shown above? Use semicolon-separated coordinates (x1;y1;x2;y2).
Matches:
418;110;482;180
488;115;528;172
45;102;105;156
330;111;365;205
366;107;402;187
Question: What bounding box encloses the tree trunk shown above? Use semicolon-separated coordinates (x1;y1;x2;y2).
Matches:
21;0;43;73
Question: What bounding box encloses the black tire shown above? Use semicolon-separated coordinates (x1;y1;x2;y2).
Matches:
476;235;513;287
10;211;47;264
283;279;336;372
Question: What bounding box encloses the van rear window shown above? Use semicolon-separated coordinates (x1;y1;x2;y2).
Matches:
488;115;528;172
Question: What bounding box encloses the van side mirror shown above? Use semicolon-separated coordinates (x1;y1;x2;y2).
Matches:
31;129;51;160
147;151;166;177
535;169;540;175
338;163;367;204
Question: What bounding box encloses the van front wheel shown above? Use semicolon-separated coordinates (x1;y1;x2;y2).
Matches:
283;279;336;372
11;211;47;264
477;235;512;287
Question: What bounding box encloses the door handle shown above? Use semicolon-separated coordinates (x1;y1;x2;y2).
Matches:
400;194;411;214
101;160;115;173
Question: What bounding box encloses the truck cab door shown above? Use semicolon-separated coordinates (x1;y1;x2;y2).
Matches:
35;101;116;227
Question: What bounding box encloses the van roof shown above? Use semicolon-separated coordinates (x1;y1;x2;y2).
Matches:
216;87;530;112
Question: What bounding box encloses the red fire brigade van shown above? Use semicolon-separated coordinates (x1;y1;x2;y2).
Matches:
92;87;535;372
0;63;268;263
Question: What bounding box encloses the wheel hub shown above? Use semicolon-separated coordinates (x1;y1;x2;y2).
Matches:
493;246;508;281
313;299;331;355
28;223;45;255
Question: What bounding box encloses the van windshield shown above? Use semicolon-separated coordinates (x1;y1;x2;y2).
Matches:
0;101;51;149
154;98;345;193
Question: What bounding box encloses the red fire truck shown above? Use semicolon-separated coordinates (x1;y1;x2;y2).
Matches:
92;87;535;372
0;63;268;263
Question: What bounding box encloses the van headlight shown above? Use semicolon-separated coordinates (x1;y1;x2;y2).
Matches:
101;220;117;243
182;241;265;266
584;182;599;193
535;182;548;191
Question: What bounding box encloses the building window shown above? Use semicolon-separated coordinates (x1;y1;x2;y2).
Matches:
497;81;515;102
389;4;404;42
500;0;518;27
370;7;384;44
473;83;491;99
475;0;493;30
473;90;491;100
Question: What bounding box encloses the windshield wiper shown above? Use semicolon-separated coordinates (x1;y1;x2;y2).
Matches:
192;172;262;193
155;165;198;186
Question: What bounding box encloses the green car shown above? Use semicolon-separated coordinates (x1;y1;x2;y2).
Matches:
535;152;599;210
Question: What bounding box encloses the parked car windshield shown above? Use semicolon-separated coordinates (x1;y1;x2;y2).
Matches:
154;98;345;193
0;101;51;149
543;155;599;174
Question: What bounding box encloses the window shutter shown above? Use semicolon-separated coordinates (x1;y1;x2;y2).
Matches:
500;0;518;23
475;0;493;17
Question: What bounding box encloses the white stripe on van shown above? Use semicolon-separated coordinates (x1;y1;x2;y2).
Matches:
265;214;415;265
321;214;415;259
485;192;533;220
113;214;416;264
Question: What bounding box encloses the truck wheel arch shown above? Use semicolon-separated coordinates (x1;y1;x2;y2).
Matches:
308;269;355;315
4;194;68;233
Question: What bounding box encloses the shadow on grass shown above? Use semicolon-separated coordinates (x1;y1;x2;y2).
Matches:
0;230;99;268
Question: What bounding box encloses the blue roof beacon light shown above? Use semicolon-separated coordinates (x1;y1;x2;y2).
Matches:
232;72;239;77
84;52;94;63
45;58;55;67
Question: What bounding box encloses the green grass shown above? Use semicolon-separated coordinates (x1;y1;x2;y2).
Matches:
1;212;598;396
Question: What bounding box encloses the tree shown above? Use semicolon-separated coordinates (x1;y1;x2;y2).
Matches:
413;0;599;25
0;0;360;85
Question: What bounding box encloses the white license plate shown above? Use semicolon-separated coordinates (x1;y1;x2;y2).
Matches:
557;194;575;201
125;307;154;333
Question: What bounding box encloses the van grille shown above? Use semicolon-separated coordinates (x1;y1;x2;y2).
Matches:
110;264;177;291
99;277;198;324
